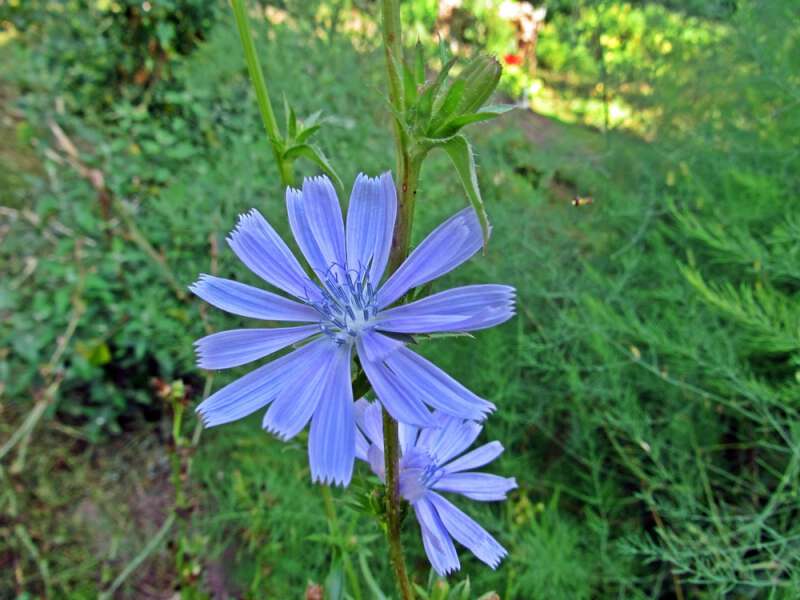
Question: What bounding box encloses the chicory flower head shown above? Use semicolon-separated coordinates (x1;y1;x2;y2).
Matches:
190;173;515;486
355;399;516;576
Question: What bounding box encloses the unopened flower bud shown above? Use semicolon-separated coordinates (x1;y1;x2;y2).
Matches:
456;54;502;114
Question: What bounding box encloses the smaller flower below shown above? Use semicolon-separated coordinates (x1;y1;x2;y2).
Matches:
355;399;517;576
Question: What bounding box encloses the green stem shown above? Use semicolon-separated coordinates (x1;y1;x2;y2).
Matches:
381;0;410;224
321;485;363;600
231;0;294;187
387;153;422;274
382;408;414;600
381;2;418;599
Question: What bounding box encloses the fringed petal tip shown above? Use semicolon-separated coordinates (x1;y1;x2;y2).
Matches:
470;400;496;422
311;471;352;487
193;340;214;371
434;563;461;577
188;274;210;295
302;174;336;189
225;209;256;245
194;406;214;428
485;546;508;570
262;420;296;442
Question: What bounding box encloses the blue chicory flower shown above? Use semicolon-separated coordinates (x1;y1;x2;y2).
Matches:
355;399;517;576
190;173;515;486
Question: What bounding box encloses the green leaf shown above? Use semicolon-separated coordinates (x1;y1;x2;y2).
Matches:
416;57;457;128
451;578;471;600
431;576;450;600
288;105;297;140
324;561;345;600
282;94;291;139
358;553;389;600
305;110;324;128
295;124;321;144
439;135;491;248
283;143;344;190
438;37;449;64
479;104;516;115
428;79;465;134
436;105;514;136
413;583;430;599
415;40;426;85
281;93;298;140
403;59;418;107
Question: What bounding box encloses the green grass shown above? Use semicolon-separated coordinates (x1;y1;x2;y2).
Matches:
1;1;799;598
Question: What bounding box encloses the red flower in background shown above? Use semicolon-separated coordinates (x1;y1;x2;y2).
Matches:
503;53;523;66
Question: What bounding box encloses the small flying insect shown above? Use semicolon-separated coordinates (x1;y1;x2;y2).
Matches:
572;195;594;207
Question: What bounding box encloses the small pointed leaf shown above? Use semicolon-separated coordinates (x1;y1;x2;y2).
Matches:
295;124;321;144
438;38;449;64
305;110;324;128
282;94;290;137
437;106;513;136
283;143;344;191
288;105;297;140
417;57;458;126
453;578;471;600
281;94;297;140
440;134;491;249
429;79;465;134
415;40;425;85
403;59;418;107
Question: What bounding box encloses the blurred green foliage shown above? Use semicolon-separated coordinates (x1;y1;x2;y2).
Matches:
1;0;799;598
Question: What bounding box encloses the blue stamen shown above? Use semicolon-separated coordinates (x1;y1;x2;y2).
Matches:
311;262;378;344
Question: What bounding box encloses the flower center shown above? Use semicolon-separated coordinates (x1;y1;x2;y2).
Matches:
399;449;443;503
311;265;377;344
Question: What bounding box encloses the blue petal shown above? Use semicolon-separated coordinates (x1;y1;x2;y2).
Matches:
227;209;320;300
345;172;397;283
414;496;460;576
309;345;355;486
443;441;505;474
416;414;482;465
287;187;328;278
428;492;508;569
196;338;330;427
190;274;319;322
367;444;385;481
432;472;517;501
357;329;404;363
377;208;483;308
355;398;384;449
355;429;370;461
357;338;435;427
399;421;419;454
262;339;341;440
287;177;346;280
376;285;515;333
384;347;495;421
194;325;319;370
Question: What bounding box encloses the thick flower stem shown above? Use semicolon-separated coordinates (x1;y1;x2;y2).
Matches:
381;2;418;599
230;0;294;188
388;153;423;274
382;408;414;600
